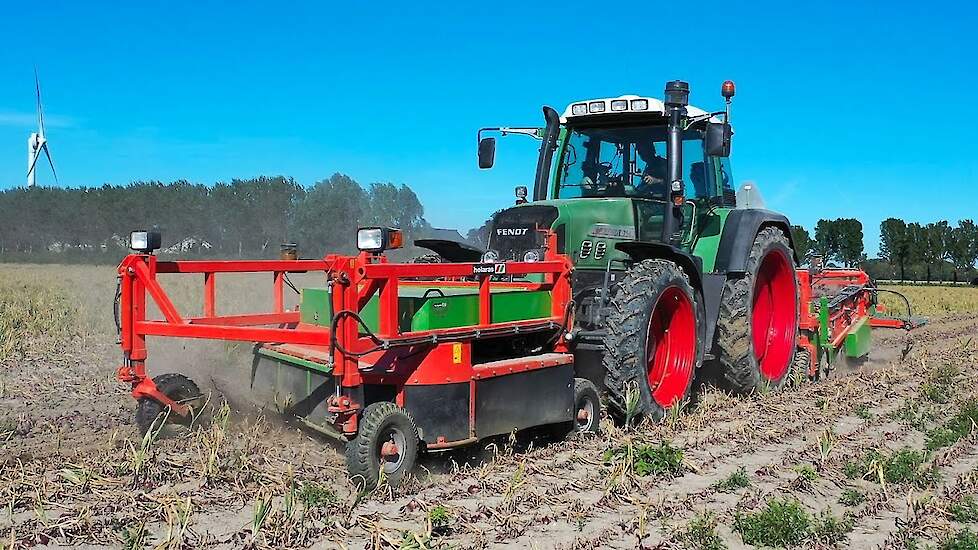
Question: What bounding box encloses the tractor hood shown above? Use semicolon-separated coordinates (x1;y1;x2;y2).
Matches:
488;198;644;268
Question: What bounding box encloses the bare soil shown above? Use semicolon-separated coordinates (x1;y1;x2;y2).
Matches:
2;268;977;549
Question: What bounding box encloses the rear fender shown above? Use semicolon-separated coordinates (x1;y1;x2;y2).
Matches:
714;209;797;275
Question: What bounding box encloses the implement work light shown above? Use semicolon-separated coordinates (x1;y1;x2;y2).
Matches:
129;230;162;253
587;101;606;113
356;227;403;253
610;99;628;111
571;103;587;116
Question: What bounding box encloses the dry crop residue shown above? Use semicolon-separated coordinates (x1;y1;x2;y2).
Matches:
2;266;977;549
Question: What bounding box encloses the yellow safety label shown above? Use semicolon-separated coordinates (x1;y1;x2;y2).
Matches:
452;343;462;364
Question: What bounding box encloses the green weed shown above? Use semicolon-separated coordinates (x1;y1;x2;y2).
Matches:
922;364;961;403
839;488;865;507
714;466;751;493
854;404;873;419
298;481;337;509
926;398;978;451
676;511;726;550
951;496;978;523
940;528;978;550
734;498;852;547
604;440;684;477
795;463;819;482
428;505;451;535
734;498;811;547
892;399;936;431
844;447;939;487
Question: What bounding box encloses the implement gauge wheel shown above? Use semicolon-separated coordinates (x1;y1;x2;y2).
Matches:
573;378;601;434
346;402;420;488
135;373;203;436
716;227;799;394
602;259;704;423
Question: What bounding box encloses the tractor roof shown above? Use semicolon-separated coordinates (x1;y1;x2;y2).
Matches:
561;94;714;123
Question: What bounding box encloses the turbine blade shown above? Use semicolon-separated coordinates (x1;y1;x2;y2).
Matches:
27;149;41;180
42;144;58;184
34;67;45;136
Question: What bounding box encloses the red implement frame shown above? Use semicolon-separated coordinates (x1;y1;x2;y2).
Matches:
117;233;573;425
796;268;917;377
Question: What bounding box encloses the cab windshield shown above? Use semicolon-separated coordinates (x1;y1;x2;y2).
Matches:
555;125;712;200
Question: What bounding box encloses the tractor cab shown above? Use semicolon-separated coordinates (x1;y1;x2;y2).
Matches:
476;82;738;332
477;83;736;268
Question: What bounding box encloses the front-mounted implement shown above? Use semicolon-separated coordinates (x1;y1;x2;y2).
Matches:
116;229;600;486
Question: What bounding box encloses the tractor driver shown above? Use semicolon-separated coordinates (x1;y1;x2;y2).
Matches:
634;141;668;199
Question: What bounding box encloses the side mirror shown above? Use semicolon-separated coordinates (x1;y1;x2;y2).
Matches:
705;122;732;157
478;137;496;169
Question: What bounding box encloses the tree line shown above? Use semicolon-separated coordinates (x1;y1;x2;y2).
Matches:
0;174;433;263
790;218;978;283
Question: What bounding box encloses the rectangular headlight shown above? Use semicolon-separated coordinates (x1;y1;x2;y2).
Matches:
611;99;628;111
357;228;384;252
630;99;649;111
588;101;606;113
571;103;587;116
357;227;403;253
129;230;161;252
131;231;148;251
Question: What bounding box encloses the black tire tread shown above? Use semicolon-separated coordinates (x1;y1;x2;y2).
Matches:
573;378;601;434
715;227;798;394
602;259;703;422
345;402;420;488
135;373;201;435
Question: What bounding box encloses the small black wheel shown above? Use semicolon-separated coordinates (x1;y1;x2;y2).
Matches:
135;373;203;436
572;378;601;434
345;402;420;488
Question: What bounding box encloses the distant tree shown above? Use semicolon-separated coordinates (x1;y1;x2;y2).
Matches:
949;219;978;282
790;225;813;260
814;219;838;262
921;221;952;282
290;173;367;256
879;218;912;281
836;218;864;267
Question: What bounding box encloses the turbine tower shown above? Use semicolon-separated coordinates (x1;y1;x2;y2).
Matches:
27;69;57;187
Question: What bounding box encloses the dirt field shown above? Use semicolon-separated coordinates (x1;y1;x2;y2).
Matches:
2;265;978;549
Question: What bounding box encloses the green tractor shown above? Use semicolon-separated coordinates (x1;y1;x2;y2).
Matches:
455;80;800;422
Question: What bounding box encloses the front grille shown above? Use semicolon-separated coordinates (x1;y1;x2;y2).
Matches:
487;205;559;261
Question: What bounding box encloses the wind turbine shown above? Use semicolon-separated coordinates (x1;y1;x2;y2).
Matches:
27;69;57;187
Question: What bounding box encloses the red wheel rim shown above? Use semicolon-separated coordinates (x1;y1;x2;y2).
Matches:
646;286;697;408
751;249;797;380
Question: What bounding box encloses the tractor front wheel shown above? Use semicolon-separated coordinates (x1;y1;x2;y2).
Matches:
715;227;799;394
602;259;704;423
345;402;420;488
135;373;203;436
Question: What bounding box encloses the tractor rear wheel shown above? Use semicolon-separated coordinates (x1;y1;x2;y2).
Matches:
345;402;420;488
715;227;799;394
602;259;704;423
135;373;203;436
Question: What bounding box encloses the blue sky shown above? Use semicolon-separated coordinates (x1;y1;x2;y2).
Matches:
1;1;976;254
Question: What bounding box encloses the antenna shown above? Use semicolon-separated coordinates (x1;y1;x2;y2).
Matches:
27;68;58;187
